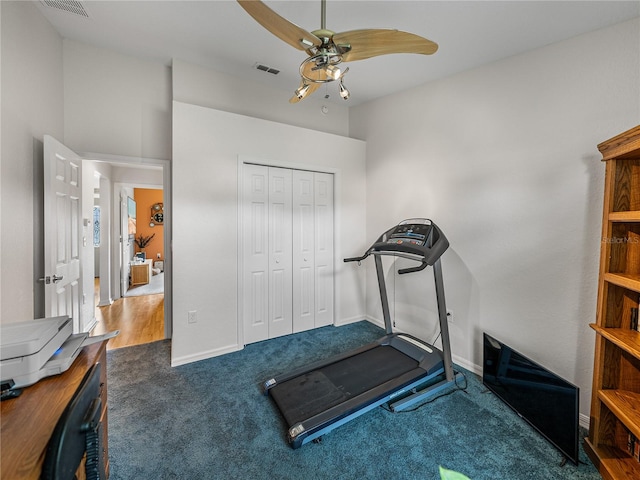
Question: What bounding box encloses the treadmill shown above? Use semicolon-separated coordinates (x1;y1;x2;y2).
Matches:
263;218;461;448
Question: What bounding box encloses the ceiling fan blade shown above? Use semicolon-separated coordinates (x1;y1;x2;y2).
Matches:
333;29;438;62
237;0;322;51
289;82;322;103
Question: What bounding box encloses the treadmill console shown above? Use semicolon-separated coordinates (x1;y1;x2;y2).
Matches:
384;220;433;247
344;218;449;269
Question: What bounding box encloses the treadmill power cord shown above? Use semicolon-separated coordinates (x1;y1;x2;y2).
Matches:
380;369;468;414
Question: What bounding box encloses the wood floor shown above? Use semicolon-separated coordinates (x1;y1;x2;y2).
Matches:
92;279;165;350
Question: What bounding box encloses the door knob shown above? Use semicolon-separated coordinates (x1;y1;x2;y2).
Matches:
39;275;64;284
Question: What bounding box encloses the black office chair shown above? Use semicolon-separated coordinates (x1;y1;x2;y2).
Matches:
41;363;104;480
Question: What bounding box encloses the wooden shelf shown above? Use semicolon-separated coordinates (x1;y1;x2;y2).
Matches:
584;440;640;480
591;325;640;360
589;125;640;479
599;389;640;440
610;211;640;222
604;273;640;293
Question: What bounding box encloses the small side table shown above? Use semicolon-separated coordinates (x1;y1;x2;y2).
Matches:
130;259;152;286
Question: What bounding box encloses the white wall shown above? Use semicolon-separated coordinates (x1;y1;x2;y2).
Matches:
63;40;172;161
1;2;3;304
349;18;640;421
0;1;63;323
172;101;366;366
173;59;349;137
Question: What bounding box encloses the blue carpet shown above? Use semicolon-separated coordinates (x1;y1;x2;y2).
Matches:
106;321;600;479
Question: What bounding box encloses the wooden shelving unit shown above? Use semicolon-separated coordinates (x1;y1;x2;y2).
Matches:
585;125;640;480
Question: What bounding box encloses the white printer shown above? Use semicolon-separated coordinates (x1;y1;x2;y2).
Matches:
0;316;118;396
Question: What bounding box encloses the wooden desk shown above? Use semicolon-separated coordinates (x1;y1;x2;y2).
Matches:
1;341;109;480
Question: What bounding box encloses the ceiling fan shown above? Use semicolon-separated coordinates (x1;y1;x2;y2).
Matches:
237;0;438;103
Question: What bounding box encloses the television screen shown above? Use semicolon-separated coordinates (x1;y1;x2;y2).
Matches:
127;197;136;236
483;333;579;465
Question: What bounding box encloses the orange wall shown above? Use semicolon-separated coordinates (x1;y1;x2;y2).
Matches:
133;188;164;261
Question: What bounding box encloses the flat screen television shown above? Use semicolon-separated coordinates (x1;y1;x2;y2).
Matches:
127;197;136;236
482;333;579;465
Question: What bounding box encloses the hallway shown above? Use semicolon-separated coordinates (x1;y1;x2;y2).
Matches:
92;280;164;350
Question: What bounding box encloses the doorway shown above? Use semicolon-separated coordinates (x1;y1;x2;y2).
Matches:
83;153;171;349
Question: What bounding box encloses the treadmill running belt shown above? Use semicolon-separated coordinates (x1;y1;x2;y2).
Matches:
270;345;419;426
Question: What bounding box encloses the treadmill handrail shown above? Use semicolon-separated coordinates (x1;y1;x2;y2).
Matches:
397;261;428;275
343;253;369;264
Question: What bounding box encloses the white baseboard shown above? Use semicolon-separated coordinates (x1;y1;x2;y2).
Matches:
171;343;243;367
334;315;373;327
450;354;482;376
579;414;590;431
364;315;385;329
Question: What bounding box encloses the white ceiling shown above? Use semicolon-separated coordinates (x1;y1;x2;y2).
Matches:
36;0;640;106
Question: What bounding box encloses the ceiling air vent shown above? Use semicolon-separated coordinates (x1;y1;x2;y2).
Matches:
254;63;280;75
40;0;91;18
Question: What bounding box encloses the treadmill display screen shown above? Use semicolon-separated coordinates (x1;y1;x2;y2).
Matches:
387;224;432;247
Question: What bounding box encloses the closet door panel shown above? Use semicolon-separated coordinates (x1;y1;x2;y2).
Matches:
293;170;315;333
314;173;334;327
268;167;293;339
243;164;269;344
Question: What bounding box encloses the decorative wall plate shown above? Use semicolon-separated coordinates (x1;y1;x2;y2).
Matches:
151;203;164;225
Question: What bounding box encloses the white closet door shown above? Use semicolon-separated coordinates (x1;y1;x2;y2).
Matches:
268;167;293;338
243;164;269;344
244;165;334;343
314;172;334;327
292;170;316;333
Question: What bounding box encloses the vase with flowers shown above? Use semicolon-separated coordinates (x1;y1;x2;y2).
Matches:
135;233;155;253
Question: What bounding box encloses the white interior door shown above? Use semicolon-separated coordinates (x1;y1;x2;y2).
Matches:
43;135;83;331
293;170;316;333
268;167;293;338
314;172;334;328
243;164;334;343
243;164;270;344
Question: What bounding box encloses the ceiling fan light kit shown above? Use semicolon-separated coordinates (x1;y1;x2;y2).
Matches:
339;80;350;100
294;82;311;100
237;0;438;103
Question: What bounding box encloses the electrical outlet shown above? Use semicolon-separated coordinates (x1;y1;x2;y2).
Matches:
447;309;453;322
188;310;197;324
